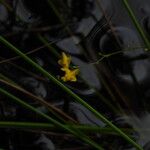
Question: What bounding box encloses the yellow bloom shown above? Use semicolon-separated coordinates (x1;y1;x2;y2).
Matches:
58;52;79;82
58;52;71;68
61;67;79;82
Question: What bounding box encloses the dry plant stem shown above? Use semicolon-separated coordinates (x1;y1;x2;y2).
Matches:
96;0;123;47
0;88;104;150
96;0;148;115
90;46;146;64
0;36;143;150
0;40;57;64
0;57;46;82
0;78;77;123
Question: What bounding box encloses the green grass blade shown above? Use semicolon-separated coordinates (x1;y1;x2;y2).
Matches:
122;0;150;50
38;34;122;114
46;0;73;36
0;77;76;123
38;34;60;58
0;87;104;150
0;36;143;150
0;121;135;135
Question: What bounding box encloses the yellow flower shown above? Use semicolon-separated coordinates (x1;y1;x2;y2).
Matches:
58;52;71;68
61;67;79;82
58;52;79;82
